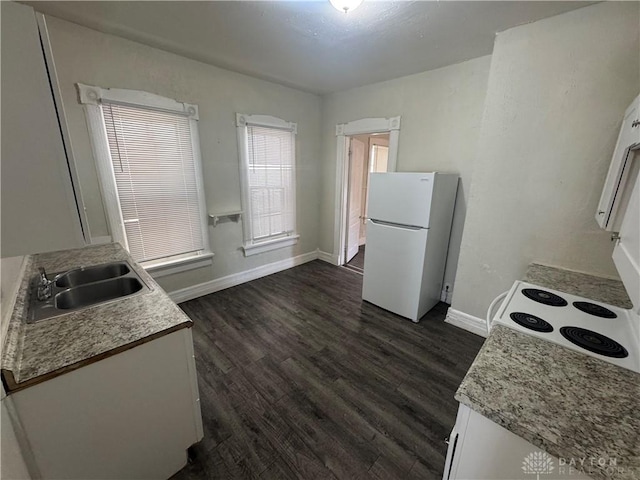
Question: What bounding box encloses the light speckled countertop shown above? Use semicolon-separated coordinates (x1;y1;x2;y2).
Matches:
1;243;192;392
457;326;639;480
456;264;639;480
525;263;633;309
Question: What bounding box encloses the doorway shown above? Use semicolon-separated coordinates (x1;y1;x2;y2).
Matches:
333;116;401;267
344;133;390;273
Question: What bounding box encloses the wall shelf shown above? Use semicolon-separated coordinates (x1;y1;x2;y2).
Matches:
208;211;242;227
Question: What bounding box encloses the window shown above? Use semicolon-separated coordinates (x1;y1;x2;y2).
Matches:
78;84;211;273
236;114;298;256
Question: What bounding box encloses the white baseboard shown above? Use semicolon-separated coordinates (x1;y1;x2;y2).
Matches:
317;250;340;266
168;250;319;304
445;307;487;338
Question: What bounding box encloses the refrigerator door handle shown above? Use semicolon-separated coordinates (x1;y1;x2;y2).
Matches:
369;219;424;230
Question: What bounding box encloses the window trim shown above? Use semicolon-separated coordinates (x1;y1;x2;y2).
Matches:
144;252;215;278
77;83;211;270
236;113;298;256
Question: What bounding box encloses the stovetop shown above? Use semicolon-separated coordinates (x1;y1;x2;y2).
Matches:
493;281;640;373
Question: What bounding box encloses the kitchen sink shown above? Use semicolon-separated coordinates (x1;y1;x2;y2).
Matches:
28;260;151;323
55;262;130;288
56;277;145;310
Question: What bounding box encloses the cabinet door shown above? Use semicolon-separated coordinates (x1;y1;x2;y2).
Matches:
11;329;202;479
1;2;83;256
612;170;640;314
596;94;640;230
451;404;592;480
634;96;640;147
442;428;459;480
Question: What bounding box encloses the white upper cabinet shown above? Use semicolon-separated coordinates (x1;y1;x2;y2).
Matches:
596;94;640;231
612;171;640;314
0;2;84;256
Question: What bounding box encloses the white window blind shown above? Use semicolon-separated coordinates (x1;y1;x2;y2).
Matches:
102;103;205;263
246;125;296;242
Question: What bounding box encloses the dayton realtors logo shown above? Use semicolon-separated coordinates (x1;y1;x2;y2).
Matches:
522;451;555;480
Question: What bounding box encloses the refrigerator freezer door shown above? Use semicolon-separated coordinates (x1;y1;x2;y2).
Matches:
367;173;435;228
362;220;428;321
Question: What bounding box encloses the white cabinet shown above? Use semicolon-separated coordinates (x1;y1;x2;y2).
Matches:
1;387;31;480
444;404;592;480
596;94;640;231
595;92;640;312
612;171;640;313
7;329;203;480
0;2;84;256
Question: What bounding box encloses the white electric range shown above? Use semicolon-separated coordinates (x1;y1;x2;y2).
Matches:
492;280;640;373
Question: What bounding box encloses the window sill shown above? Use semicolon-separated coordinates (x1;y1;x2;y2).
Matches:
143;252;214;278
242;235;299;257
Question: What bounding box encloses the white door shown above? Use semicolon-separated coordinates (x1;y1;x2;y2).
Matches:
368;172;435;228
612;170;640;313
596;94;640;230
346;137;365;263
362;220;428;321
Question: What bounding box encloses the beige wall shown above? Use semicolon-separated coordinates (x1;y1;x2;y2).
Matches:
320;56;492;291
44;16;322;293
452;2;640;319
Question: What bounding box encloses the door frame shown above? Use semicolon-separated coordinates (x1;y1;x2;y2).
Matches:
334;116;401;266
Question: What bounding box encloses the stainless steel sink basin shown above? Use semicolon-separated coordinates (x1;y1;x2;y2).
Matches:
28;260;151;323
56;277;144;310
55;262;130;288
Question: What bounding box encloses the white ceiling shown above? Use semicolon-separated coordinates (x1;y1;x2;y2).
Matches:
25;1;593;94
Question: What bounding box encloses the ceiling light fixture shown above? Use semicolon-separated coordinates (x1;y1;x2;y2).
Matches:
329;0;363;14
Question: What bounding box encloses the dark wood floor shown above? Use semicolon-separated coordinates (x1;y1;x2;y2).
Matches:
346;245;366;271
172;260;483;480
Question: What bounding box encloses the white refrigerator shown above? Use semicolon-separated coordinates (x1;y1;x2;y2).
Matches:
362;172;458;322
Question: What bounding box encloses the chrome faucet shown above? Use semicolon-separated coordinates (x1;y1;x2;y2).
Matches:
36;267;53;301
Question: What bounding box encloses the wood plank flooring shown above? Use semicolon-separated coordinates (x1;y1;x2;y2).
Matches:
171;260;484;480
